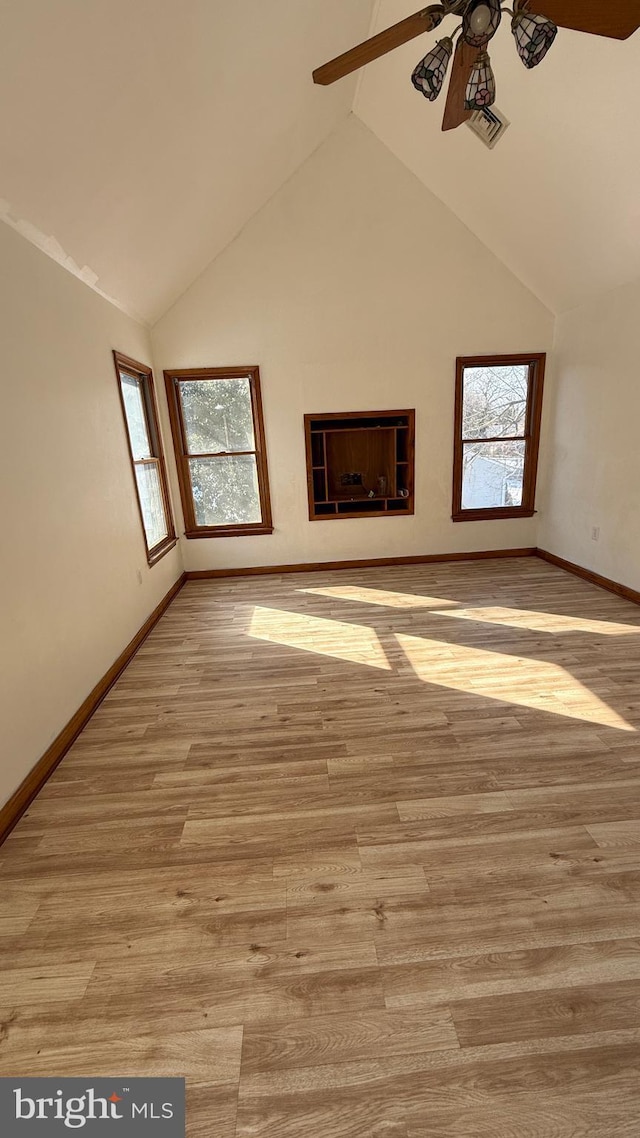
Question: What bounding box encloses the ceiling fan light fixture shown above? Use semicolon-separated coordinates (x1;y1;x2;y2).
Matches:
469;4;492;36
411;36;454;101
463;0;502;47
464;49;496;109
511;11;558;69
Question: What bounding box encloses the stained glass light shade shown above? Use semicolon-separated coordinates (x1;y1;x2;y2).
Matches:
465;51;496;109
512;12;558;68
462;0;502;48
411;37;453;101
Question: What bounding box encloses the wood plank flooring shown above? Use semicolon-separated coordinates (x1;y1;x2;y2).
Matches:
2;556;640;1135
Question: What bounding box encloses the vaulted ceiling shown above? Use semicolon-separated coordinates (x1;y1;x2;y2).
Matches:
1;1;638;323
0;0;374;323
355;0;640;315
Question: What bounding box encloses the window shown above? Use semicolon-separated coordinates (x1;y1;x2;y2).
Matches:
113;351;176;564
164;366;273;539
452;353;545;522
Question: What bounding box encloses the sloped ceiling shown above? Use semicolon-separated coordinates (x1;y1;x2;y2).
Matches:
355;0;640;313
1;1;638;322
0;0;375;323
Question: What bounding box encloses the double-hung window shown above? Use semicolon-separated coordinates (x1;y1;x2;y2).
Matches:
453;353;545;522
113;352;176;564
164;366;272;538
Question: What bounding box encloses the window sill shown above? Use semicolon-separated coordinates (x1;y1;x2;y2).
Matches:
147;535;179;565
184;525;274;540
452;508;536;523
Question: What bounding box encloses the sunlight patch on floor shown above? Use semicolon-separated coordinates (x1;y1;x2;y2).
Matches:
396;632;636;732
249;606;391;670
299;585;458;609
430;606;640;638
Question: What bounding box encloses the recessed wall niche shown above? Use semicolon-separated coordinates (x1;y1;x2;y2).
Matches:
304;410;415;520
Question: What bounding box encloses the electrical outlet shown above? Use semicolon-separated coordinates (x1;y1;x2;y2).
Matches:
136;568;143;585
591;527;600;542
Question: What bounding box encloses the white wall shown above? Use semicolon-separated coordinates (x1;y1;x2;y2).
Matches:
0;222;183;807
539;276;640;593
153;117;554;572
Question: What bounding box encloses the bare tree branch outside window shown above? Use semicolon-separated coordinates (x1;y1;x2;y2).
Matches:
461;364;529;510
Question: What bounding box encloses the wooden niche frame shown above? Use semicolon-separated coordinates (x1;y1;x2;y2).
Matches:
452;353;546;523
164;365;273;539
304;409;416;521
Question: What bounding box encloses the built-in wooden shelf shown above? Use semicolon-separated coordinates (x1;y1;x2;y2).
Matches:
304;409;415;521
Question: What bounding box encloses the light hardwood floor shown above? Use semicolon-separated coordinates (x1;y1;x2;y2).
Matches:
2;557;640;1136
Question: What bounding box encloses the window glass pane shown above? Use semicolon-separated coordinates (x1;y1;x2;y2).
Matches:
462;364;529;440
179;378;255;454
189;455;262;527
121;375;152;459
135;461;169;549
462;440;525;510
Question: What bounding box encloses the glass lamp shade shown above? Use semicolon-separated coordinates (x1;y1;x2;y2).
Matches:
463;0;502;47
411;37;454;101
512;12;558;68
464;50;496;109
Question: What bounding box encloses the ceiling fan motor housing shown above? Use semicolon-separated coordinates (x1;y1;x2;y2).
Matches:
463;0;502;47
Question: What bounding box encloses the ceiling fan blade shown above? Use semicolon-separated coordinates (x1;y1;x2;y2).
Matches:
441;38;478;132
530;0;640;40
313;5;445;86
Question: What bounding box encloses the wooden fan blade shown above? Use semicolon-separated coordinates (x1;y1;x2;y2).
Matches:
312;5;445;86
530;0;640;40
441;39;478;132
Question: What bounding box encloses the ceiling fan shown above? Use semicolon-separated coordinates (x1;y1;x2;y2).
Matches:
313;0;640;132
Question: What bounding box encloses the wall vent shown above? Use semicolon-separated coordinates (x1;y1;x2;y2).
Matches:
466;106;510;149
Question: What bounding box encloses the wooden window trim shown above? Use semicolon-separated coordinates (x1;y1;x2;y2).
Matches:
163;365;273;539
452;352;546;523
113;351;177;565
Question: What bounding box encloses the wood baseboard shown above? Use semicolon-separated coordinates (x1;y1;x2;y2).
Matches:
186;548;538;580
536;549;640;607
0;573;187;847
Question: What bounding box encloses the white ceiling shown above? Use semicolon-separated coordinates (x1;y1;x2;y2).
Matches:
356;0;640;313
0;0;374;323
1;1;638;321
